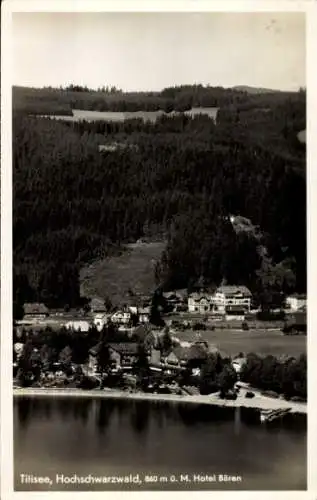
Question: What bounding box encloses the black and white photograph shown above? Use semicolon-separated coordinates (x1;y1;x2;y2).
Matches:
1;1;311;496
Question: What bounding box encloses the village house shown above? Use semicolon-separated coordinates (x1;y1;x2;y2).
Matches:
88;343;119;375
163;290;188;311
108;343;139;370
214;285;252;313
65;320;91;333
93;313;108;331
163;340;209;371
164;350;180;366
285;294;307;312
88;341;141;374
188;293;214;313
14;342;24;360
23;303;49;320
232;357;247;379
111;310;132;325
128;306;138;315
90;297;107;314
138;307;150;324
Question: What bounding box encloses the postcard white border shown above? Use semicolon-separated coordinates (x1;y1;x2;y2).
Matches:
1;1;316;500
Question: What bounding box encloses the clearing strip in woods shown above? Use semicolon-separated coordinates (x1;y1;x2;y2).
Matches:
80;241;166;307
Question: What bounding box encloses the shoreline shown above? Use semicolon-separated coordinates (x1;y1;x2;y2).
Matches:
13;387;307;415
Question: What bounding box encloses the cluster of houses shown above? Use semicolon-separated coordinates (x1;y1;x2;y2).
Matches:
19;298;151;333
187;285;252;319
14;319;244;392
76;325;234;386
19;287;307;335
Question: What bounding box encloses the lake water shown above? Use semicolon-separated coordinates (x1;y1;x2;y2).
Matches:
14;396;306;491
39;107;219;124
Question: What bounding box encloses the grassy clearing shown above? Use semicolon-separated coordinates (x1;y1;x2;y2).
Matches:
175;328;306;358
80;241;165;306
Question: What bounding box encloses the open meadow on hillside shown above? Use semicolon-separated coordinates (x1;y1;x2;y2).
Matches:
80;241;165;306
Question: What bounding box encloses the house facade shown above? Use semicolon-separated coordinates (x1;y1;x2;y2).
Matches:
111;310;132;325
108;343;139;369
215;286;252;313
232;357;247;380
163;290;188;311
90;297;107;314
138;307;150;324
285;294;307;312
188;286;252;316
232;357;246;373
88;342;138;374
23;303;49;320
188;293;214;313
93;313;108;331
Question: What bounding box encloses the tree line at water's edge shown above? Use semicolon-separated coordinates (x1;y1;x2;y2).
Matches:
13;84;305;115
14;325;306;401
13;85;306;314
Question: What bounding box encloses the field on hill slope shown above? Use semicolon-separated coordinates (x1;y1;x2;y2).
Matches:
80;241;165;306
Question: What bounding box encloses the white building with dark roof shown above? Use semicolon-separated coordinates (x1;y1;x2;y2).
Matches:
23;303;49;320
285;294;307;312
93;313;108;331
188;286;252;314
65;320;91;332
188;293;214;313
215;285;252;313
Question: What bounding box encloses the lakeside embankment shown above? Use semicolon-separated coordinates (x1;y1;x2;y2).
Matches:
13;387;307;415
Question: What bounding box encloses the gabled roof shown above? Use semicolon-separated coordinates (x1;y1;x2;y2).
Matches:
166;351;180;363
90;298;107;312
94;313;108;320
175;289;188;299
108;342;139;355
139;307;150;314
163;291;177;299
23;303;49;315
188;293;213;301
163;290;188;301
112;310;131;316
217;285;252;297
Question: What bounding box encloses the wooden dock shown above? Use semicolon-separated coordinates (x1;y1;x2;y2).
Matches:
260;407;291;423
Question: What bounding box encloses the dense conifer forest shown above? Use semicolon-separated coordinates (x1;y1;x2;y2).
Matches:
13;85;306;314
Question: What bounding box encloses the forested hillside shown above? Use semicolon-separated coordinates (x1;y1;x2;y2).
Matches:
13;85;306;314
